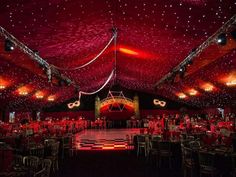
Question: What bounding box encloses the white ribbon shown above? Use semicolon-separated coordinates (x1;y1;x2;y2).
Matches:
54;34;115;70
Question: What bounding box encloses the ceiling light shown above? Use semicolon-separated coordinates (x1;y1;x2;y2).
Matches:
35;91;44;99
178;93;187;99
179;66;186;79
19;91;28;96
204;86;213;92
202;83;214;92
48;96;55;102
217;33;227;45
0;85;6;90
204;87;213;92
5;39;15;51
189;89;198;96
226;80;236;86
119;47;139;56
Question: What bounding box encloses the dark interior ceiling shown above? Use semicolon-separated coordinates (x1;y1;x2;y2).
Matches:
0;0;236;111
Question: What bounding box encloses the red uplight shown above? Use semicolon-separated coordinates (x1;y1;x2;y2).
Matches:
17;86;31;96
0;76;10;90
118;47;139;56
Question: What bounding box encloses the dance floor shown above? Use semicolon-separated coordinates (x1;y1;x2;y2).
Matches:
74;128;140;151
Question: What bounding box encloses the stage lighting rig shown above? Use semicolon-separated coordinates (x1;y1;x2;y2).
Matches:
5;39;14;51
231;29;236;40
154;14;236;88
217;33;227;45
0;26;80;92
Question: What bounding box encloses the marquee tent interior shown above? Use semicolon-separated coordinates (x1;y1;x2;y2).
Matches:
0;1;236;177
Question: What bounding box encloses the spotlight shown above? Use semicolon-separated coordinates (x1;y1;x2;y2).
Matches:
179;66;186;79
186;60;193;67
33;50;39;55
231;29;236;40
217;33;227;45
5;39;15;51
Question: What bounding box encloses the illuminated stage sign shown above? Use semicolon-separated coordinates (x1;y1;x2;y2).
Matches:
100;91;134;112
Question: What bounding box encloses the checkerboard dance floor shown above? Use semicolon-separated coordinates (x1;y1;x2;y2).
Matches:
74;129;140;151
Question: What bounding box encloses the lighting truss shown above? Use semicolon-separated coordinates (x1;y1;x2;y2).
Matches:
154;14;236;88
0;26;79;88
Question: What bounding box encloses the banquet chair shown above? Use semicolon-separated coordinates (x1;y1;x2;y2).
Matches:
198;151;218;177
33;168;46;177
148;140;159;166
30;146;45;159
61;136;72;159
189;141;201;150
158;141;172;168
182;146;195;177
69;135;78;157
44;139;56;146
137;135;149;157
41;159;52;177
13;155;24;167
231;153;236;177
23;156;40;172
46;142;60;172
126;134;134;150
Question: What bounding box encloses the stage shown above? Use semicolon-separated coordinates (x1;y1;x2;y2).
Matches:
74;128;140;151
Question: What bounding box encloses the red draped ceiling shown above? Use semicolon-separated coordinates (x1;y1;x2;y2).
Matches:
0;0;236;111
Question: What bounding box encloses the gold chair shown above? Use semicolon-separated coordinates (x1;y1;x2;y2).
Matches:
148;140;159;166
182;146;195;177
29;146;44;159
231;153;236;177
23;156;40;173
33;169;46;177
61;136;72;159
45;142;60;172
136;135;149;157
198;151;218;177
13;155;24;167
126;134;134;150
41;159;52;177
158;141;172;168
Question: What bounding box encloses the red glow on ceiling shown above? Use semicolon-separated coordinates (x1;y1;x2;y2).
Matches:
188;89;198;96
177;93;187;99
201;83;215;92
0;76;11;89
117;45;155;59
118;47;139;56
17;86;32;96
47;95;56;102
35;91;45;99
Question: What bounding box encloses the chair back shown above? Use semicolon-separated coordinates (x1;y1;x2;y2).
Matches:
189;141;200;149
232;153;236;170
152;135;161;141
30;146;45;158
198;151;215;168
42;159;52;177
182;147;193;162
14;155;24;166
51;142;60;156
62;136;71;148
150;140;159;150
137;135;146;144
33;169;46;177
159;141;171;152
23;156;40;171
44;139;56;146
